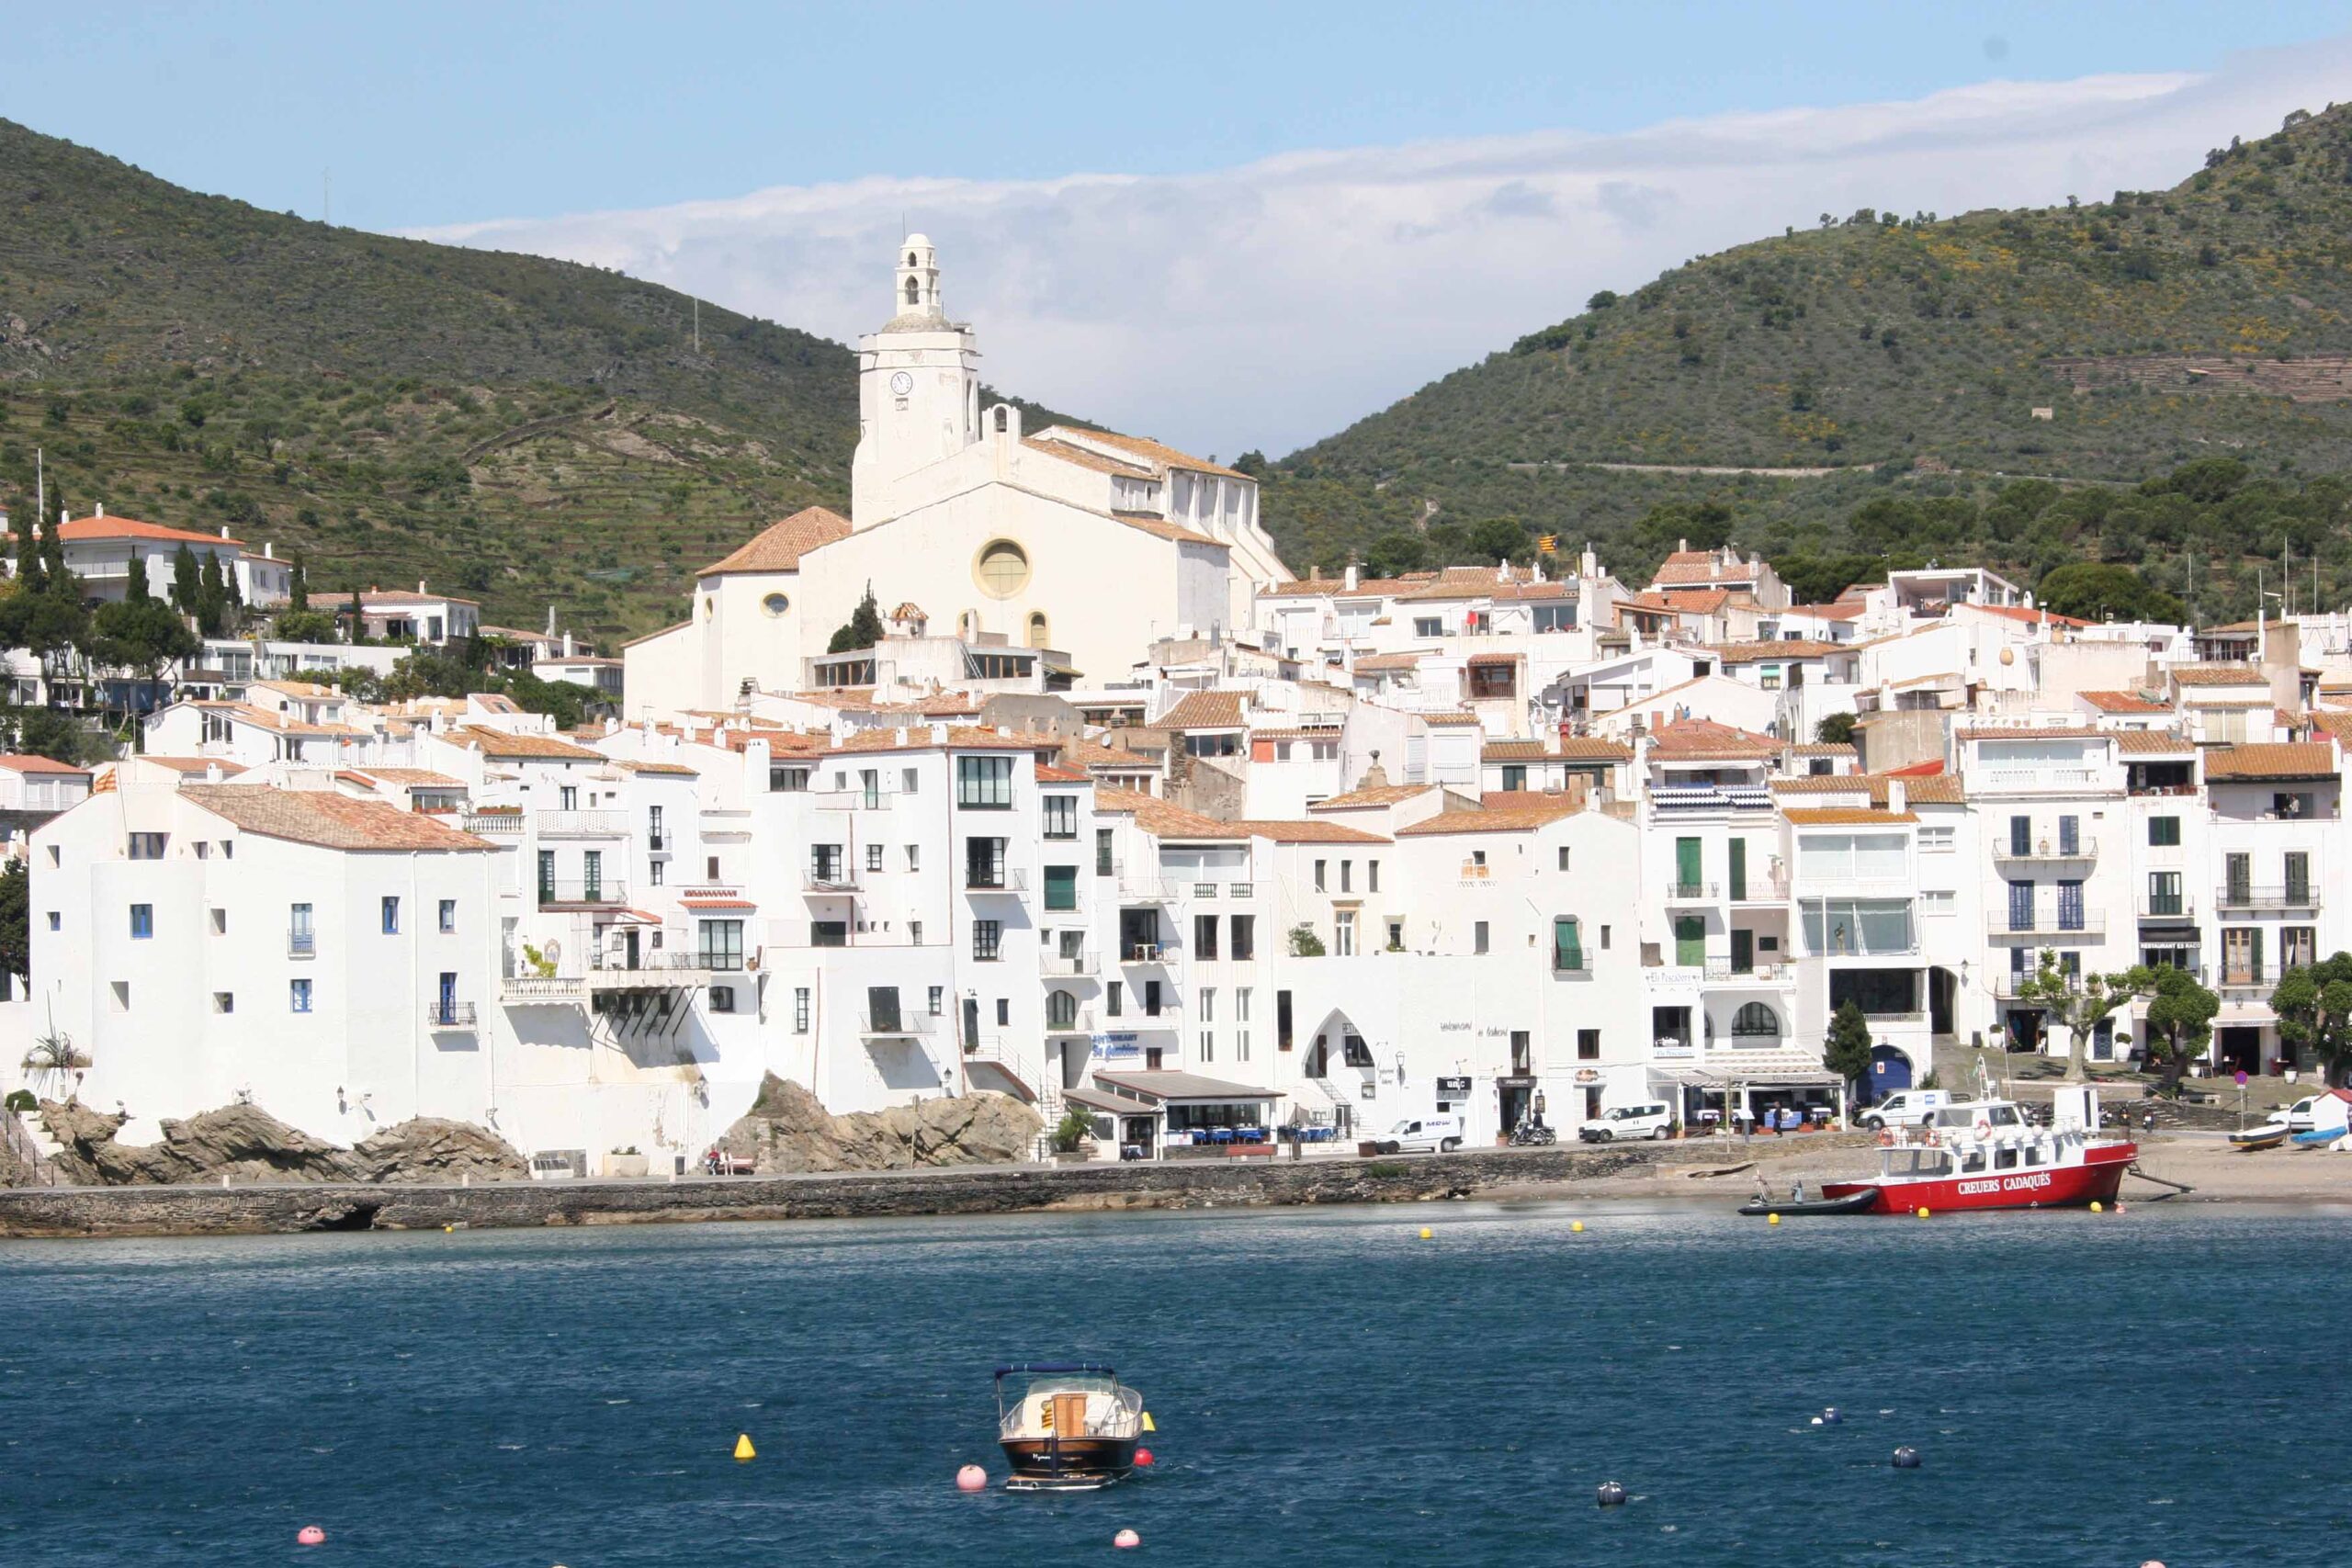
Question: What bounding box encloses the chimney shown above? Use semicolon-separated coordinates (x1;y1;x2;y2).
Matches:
1497;558;1510;583
1888;779;1907;814
1678;536;1688;553
930;722;948;743
96;503;105;518
1343;561;1358;592
220;525;230;539
264;543;274;558
418;579;428;595
58;507;68;528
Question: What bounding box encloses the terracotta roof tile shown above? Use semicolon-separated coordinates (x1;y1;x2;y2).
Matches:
1155;691;1249;730
1418;712;1483;727
1556;738;1634;761
1351;653;1424;672
1091;786;1246;839
1783;807;1917;825
1396;795;1583;836
182;785;493;852
1770;773;1965;805
2169;664;2266;687
1110;511;1222;547
0;753;88;774
697;506;851;577
1482;740;1551;761
54;514;244;548
1035;426;1247;480
1309;784;1438;810
2202;742;2338;781
1783;742;1857;757
2080;690;2170;713
1705;639;1845;665
1231;819;1389;843
2112;729;2195;755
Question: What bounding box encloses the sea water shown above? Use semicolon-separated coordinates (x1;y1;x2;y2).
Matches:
0;1200;2346;1565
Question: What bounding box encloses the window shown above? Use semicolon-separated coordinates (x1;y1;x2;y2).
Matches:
709;986;736;1014
1200;987;1216;1023
956;755;1014;808
381;897;400;935
1474;919;1489;955
129;903;153;940
1230;915;1255;962
1340;861;1351;893
865;843;885;873
649;804;665;849
1920;889;1956;918
2283;926;2317;971
1533;603;1575;633
650;860;665;886
1917;826;1954;853
1335;910;1356;956
1194;913;1219;961
2286;851;2312;904
973;920;1002;961
1043;795;1077;839
288;902;314;955
927;986;944;1016
289;978;313;1014
1553;918;1583;972
770;765;809;792
107;980;130;1012
1341;1033;1374;1068
1386;919;1404;950
812;920;846;948
1758;665;1781;691
995;998;1011;1027
2147;816;2180;848
1731;1002;1781;1038
811;844;847;885
2147;872;2183;917
1107;981;1123;1018
965;837;1007;888
582;851;603;900
438;899;457;934
1313;859;1327;892
1368;860;1380;893
1045;866;1079;911
127;832;167;860
1577;1028;1600;1061
213;992;234;1014
560;785;578;811
1096;829;1114;876
1198;1028;1215;1063
1557;847;1571;872
1414;616;1443;637
47;911;60;931
697;919;745;971
976;539;1030;597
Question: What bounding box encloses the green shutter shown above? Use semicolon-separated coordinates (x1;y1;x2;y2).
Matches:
1676;837;1702;891
1555;918;1583;972
1727;839;1747;900
1675;915;1705;967
1044;865;1078;911
2252;928;2264;982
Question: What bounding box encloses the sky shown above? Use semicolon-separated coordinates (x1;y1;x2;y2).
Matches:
7;4;2351;458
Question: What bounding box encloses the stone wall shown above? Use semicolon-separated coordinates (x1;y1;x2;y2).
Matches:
0;1139;1802;1239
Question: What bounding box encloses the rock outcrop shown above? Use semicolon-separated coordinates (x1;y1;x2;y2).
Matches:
717;1075;1042;1173
37;1101;526;1186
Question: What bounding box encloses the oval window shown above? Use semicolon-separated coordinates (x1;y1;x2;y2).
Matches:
762;592;790;617
975;539;1030;599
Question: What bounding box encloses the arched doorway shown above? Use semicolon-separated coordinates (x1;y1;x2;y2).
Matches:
1866;1044;1912;1099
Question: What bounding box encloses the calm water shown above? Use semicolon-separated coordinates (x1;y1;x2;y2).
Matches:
1;1200;2346;1566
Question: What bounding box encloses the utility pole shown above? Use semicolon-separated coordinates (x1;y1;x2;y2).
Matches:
323;168;331;226
693;298;699;355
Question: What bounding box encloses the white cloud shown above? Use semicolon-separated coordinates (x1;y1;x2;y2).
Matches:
411;39;2350;461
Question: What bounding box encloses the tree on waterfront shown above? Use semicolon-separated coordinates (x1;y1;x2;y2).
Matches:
2270;953;2352;1086
2011;948;2138;1082
1822;998;1872;1096
2124;963;2220;1095
0;858;27;989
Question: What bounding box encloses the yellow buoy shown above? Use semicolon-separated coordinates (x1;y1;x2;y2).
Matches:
1141;1413;1157;1434
1916;1206;1930;1219
733;1434;756;1461
1419;1226;1432;1239
1768;1213;1781;1225
2089;1201;2102;1213
1571;1220;1585;1233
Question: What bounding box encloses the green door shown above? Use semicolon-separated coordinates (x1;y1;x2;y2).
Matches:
1675;837;1702;893
1727;839;1747;901
1674;915;1705;967
1730;928;1753;973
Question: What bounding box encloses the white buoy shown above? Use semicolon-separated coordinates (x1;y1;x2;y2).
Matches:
956;1463;986;1493
1114;1528;1142;1549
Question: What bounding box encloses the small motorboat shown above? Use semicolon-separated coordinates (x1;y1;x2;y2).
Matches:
2290;1125;2346;1149
1737;1190;1879;1217
995;1363;1144;1491
2228;1123;2290;1151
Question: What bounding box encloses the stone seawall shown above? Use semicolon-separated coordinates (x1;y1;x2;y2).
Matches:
0;1139;1831;1239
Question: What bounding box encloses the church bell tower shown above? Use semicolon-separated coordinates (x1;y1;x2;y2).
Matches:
851;233;980;527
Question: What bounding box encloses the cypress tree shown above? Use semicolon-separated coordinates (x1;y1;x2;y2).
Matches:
288;558;309;612
124;549;150;604
170;543;200;614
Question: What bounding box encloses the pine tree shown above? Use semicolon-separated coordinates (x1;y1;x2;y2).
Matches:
170;544;200;614
827;581;886;654
13;507;42;596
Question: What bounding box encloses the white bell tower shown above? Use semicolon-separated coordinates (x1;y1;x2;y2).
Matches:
851;232;980;527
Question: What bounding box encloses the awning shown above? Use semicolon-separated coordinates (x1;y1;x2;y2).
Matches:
1044;662;1084;679
1065;1084;1158;1116
1649;1060;1844;1089
1091;1069;1285;1104
2214;1006;2277;1026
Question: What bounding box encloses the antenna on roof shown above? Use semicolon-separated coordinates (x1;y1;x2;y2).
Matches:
322;167;331;226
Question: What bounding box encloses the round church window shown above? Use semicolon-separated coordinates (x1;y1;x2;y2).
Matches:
975;539;1030;599
762;592;790;617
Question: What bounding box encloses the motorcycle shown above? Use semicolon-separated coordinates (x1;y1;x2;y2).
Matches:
1508;1118;1555;1147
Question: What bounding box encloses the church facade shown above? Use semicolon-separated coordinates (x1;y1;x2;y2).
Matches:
625;237;1291;713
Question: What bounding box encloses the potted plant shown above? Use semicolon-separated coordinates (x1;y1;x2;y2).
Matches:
1049;1111;1094;1164
606;1145;649;1179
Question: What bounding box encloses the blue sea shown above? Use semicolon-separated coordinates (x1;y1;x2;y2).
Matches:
1;1200;2346;1565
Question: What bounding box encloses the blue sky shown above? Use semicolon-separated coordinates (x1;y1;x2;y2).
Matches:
7;2;2346;231
6;5;2349;454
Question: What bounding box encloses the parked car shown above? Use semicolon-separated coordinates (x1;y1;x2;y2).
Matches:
1373;1114;1465;1155
1578;1101;1673;1143
2281;1096;2319;1133
1854;1090;1951;1132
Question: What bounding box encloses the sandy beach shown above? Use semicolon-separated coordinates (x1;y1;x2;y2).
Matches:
1473;1131;2352;1207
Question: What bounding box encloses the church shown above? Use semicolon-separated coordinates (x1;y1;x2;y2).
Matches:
624;237;1292;712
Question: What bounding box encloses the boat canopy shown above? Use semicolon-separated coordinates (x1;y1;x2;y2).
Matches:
996;1362;1117;1381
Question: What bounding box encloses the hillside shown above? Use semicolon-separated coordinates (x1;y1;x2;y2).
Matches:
0;118;1068;641
1262;104;2352;617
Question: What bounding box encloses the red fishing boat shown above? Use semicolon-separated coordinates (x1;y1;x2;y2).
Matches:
1816;1084;2135;1215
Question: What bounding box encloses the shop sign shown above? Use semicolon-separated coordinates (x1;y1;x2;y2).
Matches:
1435;1076;1472;1095
1573;1068;1601;1084
1090;1033;1141;1061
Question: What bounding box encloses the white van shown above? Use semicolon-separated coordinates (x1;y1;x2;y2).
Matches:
1578;1101;1673;1142
1855;1089;1951;1131
1373;1114;1465;1155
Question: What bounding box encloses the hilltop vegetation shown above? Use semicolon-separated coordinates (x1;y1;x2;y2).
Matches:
0;118;1065;641
1261;105;2352;619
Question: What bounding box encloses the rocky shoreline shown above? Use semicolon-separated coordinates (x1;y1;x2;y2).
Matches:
0;1139;1762;1238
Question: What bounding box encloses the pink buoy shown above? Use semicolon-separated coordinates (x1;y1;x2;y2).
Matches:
1114;1528;1141;1550
1134;1448;1155;1467
956;1463;988;1493
297;1525;327;1546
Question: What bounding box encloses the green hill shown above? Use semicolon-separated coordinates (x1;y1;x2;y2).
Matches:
0;118;1066;642
1261;104;2352;618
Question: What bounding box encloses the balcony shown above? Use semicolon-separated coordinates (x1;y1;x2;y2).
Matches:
1043;949;1100;977
1122;942;1181;970
1991;840;2098;866
1664;880;1719;903
536;810;627;837
1986;911;2107;940
2137;892;2196;920
501;975;586;1003
537;880;628;908
461;811;525;836
1972;767;2103;792
1044;1009;1097;1035
589;953;716;989
804;864;860;894
1728;875;1790;903
816;787;896;812
2213;885;2321;911
858;1010;936;1036
424;1001;478;1030
288;931;316;959
1702;961;1792;986
966;866;1028;894
1648;784;1772;815
1114;865;1173;902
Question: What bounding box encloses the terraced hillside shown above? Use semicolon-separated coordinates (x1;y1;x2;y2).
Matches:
1261;102;2352;613
0;118;1067;642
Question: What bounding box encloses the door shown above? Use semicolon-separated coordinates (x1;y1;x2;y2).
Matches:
1674;915;1704;967
1729;928;1754;974
2056;879;2084;932
1727;839;1747;901
437;972;457;1023
622;929;640;970
2286;851;2311;905
2007;880;2033;932
961;997;980;1051
2058;815;2079;855
2226;853;2252;904
1869;1045;1912;1094
1675;837;1702;893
